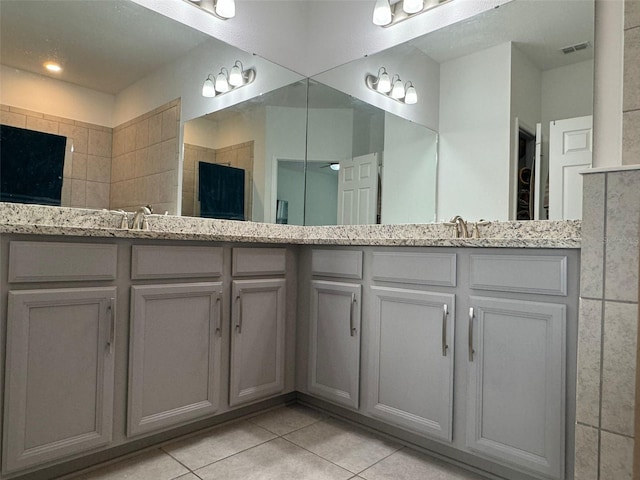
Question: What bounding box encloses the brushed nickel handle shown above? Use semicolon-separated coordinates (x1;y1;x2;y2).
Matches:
468;307;475;362
442;303;449;357
107;297;115;353
215;296;222;337
235;294;242;334
350;292;357;337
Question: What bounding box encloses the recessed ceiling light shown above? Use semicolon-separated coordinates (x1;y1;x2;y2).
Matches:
44;62;62;73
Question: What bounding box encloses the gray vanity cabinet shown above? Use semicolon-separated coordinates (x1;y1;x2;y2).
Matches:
127;282;224;436
2;241;119;475
308;280;362;409
465;254;569;480
127;245;226;437
229;248;287;407
368;287;455;441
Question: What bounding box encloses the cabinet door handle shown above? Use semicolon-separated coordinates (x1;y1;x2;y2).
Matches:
350;292;357;337
235;294;242;334
442;303;449;357
468;307;475;362
107;297;115;353
215;296;222;337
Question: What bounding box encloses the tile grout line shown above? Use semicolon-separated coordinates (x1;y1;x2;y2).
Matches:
278;435;364;476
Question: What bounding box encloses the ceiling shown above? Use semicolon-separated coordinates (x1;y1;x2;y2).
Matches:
410;0;594;70
0;0;211;94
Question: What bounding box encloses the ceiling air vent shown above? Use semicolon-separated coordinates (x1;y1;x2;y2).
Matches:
561;41;591;54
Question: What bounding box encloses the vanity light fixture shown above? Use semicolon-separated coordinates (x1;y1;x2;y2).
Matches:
186;0;235;20
373;0;451;27
365;69;417;105
202;61;256;98
329;163;340;171
43;61;62;73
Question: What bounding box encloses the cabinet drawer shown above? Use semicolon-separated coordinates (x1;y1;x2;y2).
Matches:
469;254;567;296
232;248;286;276
372;251;456;286
311;249;362;279
131;245;223;279
9;241;117;283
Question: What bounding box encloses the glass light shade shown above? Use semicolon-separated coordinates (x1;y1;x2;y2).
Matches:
372;0;392;26
215;72;230;92
402;0;424;14
215;0;235;19
202;77;216;97
377;72;392;93
330;163;340;171
404;85;418;104
229;64;243;87
391;80;405;99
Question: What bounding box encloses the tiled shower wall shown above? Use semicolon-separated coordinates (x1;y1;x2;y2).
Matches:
0;104;112;209
110;99;180;215
575;2;640;479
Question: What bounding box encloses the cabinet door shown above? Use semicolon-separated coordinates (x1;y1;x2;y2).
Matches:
466;296;566;480
369;287;455;441
128;283;223;436
308;280;361;409
3;287;116;474
229;279;286;406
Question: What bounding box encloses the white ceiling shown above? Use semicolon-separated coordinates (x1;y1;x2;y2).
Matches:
0;0;211;94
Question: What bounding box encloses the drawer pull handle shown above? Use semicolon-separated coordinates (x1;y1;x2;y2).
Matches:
215;296;222;337
236;294;242;334
442;303;449;357
350;292;357;337
468;307;475;362
107;297;115;353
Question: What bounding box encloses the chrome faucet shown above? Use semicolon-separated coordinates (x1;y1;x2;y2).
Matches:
131;206;152;230
448;215;469;238
471;220;492;238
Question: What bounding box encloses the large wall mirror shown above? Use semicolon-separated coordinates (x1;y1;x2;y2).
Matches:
309;0;594;224
0;0;305;216
1;0;594;225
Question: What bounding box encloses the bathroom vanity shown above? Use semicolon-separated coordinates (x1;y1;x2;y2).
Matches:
0;203;580;480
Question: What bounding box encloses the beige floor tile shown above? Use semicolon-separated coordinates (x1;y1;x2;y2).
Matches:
171;474;200;480
283;417;400;473
360;448;487;480
248;404;326;436
162;420;276;470
72;449;188;480
195;437;352;480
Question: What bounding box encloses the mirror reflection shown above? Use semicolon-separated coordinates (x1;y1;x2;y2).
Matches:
311;0;594;223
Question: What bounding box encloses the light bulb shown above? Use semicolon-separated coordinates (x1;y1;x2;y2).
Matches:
372;0;392;26
402;0;424;14
330;163;340;171
404;84;418;104
202;77;216;97
391;80;405;99
215;0;235;19
44;61;62;72
215;72;230;93
377;71;391;93
229;63;243;87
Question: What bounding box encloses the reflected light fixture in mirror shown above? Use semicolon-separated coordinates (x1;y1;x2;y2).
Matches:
365;69;417;104
202;61;256;97
187;0;236;20
373;0;451;27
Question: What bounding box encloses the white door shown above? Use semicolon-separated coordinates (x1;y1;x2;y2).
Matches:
337;153;378;225
533;123;543;220
548;116;593;220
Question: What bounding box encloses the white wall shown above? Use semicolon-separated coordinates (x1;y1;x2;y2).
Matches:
437;42;512;221
305;166;339;226
276;162;305;225
306;108;354;162
381;112;438;224
0;65;115;126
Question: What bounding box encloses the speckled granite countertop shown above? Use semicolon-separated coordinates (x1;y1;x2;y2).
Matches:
0;203;581;248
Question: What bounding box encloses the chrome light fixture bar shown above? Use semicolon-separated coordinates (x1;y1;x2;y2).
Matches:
365;68;417;105
186;0;235;20
202;61;256;98
372;0;452;27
